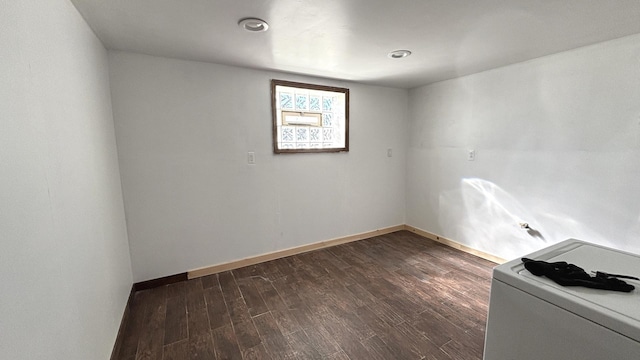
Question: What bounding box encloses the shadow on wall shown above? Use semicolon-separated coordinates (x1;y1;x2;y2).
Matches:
438;178;614;260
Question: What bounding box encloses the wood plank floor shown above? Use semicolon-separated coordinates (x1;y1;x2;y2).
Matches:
115;230;496;360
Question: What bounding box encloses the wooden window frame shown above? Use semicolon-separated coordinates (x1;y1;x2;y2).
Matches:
271;79;349;154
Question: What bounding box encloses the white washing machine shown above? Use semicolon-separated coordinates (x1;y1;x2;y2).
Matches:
484;239;640;360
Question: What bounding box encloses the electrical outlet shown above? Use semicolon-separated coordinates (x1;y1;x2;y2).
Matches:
468;149;476;161
247;151;255;165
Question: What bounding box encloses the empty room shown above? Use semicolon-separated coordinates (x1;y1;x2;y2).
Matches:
3;1;640;359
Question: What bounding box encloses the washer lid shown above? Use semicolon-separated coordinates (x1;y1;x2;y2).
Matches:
493;239;640;341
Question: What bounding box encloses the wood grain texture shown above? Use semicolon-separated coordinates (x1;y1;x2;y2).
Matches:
113;230;495;359
163;295;187;345
212;324;243;359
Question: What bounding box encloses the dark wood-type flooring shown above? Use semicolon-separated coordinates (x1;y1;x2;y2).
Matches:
115;230;496;360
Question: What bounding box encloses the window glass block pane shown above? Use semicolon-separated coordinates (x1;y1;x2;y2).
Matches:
322;96;333;111
295;94;308;111
296;127;309;142
322;128;334;141
333;113;343;127
280;93;294;110
309;128;322;142
322;113;333;127
282;126;295;142
310;143;321;149
282;143;295;149
334;95;345;111
309;96;321;111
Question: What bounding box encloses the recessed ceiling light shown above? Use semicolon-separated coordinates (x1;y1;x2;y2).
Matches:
388;50;412;59
238;18;269;32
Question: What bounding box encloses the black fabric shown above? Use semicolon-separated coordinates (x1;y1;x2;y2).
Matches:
522;258;635;293
593;271;640;281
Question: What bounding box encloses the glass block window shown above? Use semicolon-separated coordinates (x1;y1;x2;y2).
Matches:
272;79;349;154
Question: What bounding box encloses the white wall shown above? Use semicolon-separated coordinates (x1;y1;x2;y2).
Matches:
407;33;640;260
108;51;408;282
0;1;132;359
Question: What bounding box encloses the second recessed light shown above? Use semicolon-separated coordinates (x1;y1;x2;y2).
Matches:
238;18;269;32
388;50;412;59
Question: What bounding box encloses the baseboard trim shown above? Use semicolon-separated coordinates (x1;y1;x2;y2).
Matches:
404;225;507;264
133;272;188;291
110;285;135;360
188;224;406;279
